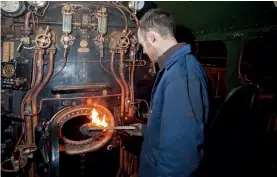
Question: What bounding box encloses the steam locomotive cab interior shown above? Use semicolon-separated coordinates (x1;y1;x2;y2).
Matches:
1;1;277;177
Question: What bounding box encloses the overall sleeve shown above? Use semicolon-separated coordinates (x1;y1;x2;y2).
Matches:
156;76;205;177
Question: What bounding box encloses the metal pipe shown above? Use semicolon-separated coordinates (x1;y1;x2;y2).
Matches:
52;84;110;93
14;22;132;29
128;153;133;175
110;2;139;26
110;51;125;116
119;51;130;113
14;1;139;28
130;48;136;104
25;94;121;117
114;6;128;32
17;52;38;147
25;50;44;145
32;50;55;132
80;124;135;131
133;156;138;176
51;49;67;79
24;12;31;33
24;50;43;177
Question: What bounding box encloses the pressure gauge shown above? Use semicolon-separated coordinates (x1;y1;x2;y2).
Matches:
128;1;145;11
27;1;47;8
2;64;15;79
1;1;26;17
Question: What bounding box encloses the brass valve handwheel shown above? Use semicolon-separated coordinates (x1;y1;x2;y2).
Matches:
35;34;51;49
117;35;130;48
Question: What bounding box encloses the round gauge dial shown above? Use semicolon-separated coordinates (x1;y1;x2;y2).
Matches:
1;1;20;12
1;1;26;17
2;64;15;79
128;1;145;11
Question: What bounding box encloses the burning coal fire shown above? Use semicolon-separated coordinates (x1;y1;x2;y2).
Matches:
90;108;108;127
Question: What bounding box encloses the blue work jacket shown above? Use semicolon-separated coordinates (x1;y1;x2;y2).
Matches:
139;44;210;177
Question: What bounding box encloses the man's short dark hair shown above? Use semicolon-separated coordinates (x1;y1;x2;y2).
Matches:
139;8;175;39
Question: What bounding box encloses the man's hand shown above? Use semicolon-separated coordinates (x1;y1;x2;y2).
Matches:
124;123;143;136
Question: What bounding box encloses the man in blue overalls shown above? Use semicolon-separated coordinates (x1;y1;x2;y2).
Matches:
127;9;210;177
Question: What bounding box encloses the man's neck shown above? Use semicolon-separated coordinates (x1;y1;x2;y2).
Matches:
157;38;178;56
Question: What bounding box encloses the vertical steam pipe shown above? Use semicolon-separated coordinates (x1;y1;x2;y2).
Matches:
110;51;125;116
32;51;55;132
24;50;44;177
25;50;44;145
23;12;32;35
130;47;136;104
119;51;130;113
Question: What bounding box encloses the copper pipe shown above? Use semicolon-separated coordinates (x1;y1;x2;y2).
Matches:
114;6;128;32
100;55;112;75
25;50;43;177
32;51;55;132
110;51;125;116
88;1;137;28
135;99;150;113
119;51;130;113
54;60;101;63
17;2;137;29
29;163;35;177
133;156;138;176
25;50;44;145
130;50;136;104
51;49;67;79
17;52;37;147
31;13;36;31
1;159;17;172
36;1;49;17
110;2;139;26
45;95;120;123
127;152;133;175
25;94;121;117
24;12;31;32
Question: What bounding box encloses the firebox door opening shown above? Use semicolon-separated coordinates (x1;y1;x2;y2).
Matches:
61;115;103;141
53;104;115;155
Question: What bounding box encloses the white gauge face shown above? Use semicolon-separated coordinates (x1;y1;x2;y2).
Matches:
129;1;145;11
1;1;20;13
27;1;47;7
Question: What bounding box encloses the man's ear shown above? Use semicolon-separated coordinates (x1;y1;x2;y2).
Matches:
146;32;156;44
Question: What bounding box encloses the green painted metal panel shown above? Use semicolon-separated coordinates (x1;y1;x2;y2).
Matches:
134;1;277;91
155;1;277;33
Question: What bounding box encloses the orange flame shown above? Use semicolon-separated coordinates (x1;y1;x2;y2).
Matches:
90;108;108;127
